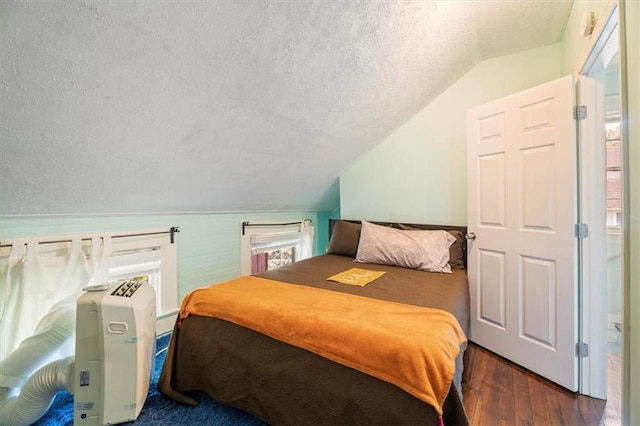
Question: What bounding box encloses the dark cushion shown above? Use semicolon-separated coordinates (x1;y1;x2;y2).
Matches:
326;220;361;257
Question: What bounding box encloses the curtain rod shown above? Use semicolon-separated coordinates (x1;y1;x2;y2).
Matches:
242;219;311;235
0;226;180;248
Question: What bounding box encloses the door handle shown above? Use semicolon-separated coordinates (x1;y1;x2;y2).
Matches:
466;232;476;240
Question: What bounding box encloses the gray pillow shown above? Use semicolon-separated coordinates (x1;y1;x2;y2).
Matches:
399;224;465;270
355;221;455;273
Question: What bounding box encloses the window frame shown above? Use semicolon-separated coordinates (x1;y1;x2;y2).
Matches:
240;222;311;276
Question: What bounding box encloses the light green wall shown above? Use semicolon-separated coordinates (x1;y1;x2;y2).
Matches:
0;211;330;300
561;0;613;74
340;43;562;224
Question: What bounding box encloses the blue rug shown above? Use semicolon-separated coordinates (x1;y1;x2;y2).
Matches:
33;334;266;426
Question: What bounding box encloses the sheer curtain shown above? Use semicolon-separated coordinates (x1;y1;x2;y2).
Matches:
300;220;314;260
0;237;109;386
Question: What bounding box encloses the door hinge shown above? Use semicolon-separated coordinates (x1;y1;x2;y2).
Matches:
576;342;589;358
575;223;589;238
574;105;587;120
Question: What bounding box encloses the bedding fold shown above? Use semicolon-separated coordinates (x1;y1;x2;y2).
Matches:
179;275;466;415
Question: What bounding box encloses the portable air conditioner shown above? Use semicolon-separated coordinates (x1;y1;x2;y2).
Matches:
74;280;156;425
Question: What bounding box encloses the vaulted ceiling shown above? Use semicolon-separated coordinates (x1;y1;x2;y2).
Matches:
0;1;573;215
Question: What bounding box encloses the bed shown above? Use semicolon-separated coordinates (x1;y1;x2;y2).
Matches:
159;220;470;425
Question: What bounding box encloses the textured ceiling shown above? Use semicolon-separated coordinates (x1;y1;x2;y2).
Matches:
0;1;573;215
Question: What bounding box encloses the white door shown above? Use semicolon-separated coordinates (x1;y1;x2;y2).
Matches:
467;75;578;391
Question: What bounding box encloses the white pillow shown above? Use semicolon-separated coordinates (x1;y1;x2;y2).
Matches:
354;221;455;273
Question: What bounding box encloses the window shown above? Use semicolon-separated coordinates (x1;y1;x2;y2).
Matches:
606;122;622;231
106;247;163;317
250;231;300;274
240;221;314;276
104;232;179;334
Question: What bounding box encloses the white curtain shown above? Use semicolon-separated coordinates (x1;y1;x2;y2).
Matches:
300;220;314;260
0;237;110;386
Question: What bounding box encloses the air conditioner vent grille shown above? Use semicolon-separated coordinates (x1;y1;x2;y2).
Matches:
111;280;142;297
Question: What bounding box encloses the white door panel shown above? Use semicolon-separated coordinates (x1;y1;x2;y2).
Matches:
478;153;506;227
478;249;506;328
467;74;577;391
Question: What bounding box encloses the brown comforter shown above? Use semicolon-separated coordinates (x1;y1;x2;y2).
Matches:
159;254;470;425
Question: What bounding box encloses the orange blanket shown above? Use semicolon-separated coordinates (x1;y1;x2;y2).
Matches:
179;276;466;415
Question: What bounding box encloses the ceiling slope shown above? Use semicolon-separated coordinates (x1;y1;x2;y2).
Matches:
0;1;572;215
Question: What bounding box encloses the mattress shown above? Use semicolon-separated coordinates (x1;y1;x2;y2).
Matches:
159;254;470;425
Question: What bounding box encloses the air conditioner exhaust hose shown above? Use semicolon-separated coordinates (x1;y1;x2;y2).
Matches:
0;304;75;388
0;303;76;426
0;356;74;426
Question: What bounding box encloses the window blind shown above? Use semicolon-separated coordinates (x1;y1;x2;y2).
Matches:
250;231;301;255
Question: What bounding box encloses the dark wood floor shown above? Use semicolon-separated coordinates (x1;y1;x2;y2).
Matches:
461;343;619;426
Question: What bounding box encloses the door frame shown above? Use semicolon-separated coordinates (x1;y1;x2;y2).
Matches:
576;1;620;400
